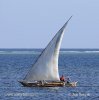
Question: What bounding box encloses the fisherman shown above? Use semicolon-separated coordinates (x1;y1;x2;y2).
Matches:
66;77;70;83
60;75;65;82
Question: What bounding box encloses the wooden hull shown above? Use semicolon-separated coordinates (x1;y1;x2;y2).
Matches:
19;81;77;87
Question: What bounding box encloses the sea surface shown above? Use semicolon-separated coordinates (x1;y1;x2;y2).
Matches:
0;49;99;100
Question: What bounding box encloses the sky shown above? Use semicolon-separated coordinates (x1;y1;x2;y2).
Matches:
0;0;99;48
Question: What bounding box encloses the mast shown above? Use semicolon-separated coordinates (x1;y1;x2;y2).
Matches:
24;16;72;82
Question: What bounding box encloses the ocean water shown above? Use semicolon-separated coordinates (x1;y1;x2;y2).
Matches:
0;49;99;100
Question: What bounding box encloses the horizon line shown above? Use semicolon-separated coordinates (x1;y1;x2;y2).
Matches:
0;48;99;49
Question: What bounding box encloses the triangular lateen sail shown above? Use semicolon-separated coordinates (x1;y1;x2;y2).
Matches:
24;16;72;82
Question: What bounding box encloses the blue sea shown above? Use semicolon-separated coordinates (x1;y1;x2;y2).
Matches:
0;49;99;100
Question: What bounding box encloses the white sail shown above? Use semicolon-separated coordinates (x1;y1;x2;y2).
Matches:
24;16;72;82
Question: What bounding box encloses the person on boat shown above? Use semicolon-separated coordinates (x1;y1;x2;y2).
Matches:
60;75;65;82
66;77;70;83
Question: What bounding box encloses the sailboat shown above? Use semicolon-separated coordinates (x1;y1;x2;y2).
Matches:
19;16;77;87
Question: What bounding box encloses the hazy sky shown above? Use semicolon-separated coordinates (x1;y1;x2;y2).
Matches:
0;0;99;48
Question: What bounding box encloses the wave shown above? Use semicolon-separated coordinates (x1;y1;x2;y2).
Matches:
0;51;41;54
0;50;99;54
60;50;99;54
